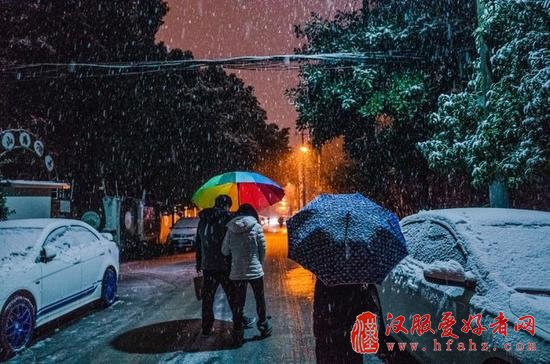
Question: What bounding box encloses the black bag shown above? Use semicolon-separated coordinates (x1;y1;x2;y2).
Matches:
194;275;203;301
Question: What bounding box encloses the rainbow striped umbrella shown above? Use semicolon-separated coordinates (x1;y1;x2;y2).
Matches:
192;171;285;211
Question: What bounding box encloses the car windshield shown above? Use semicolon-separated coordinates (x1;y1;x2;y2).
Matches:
174;218;199;229
469;224;550;289
0;227;43;260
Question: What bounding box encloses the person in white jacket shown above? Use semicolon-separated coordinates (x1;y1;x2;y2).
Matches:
222;204;272;346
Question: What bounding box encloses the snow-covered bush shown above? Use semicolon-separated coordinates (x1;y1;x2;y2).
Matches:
420;0;549;189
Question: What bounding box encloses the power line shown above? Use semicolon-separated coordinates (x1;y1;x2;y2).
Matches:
0;52;423;83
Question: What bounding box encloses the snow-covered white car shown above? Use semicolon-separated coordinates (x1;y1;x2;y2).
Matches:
0;219;119;358
373;208;550;364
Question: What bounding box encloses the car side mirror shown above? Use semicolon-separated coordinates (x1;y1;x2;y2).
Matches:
40;246;57;263
423;260;476;290
101;232;114;241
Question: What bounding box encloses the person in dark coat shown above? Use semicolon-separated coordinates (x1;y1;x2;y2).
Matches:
195;195;255;337
313;279;371;364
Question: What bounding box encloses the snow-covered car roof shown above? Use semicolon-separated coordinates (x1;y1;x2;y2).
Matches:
0;218;93;230
173;217;199;227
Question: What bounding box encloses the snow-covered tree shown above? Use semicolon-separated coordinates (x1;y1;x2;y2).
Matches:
419;1;549;194
291;1;478;214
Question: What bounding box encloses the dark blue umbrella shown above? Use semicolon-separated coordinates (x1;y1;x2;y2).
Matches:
287;193;407;286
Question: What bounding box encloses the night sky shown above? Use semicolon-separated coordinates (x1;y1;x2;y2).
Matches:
156;0;361;144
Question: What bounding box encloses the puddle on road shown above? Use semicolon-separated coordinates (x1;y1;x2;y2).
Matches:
285;266;315;301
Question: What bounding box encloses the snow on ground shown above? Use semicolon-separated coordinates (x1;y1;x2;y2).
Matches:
8;232;384;364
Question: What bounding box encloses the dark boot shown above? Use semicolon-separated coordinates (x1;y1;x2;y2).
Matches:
257;318;272;337
232;328;244;347
201;327;213;338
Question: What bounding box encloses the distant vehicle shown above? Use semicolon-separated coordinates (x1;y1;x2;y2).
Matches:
168;218;199;252
0;219;119;359
259;215;269;226
259;215;282;232
372;208;550;364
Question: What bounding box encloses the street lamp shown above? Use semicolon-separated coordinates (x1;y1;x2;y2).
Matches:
299;144;309;208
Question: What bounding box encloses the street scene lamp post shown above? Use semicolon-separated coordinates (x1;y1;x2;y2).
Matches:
299;144;309;209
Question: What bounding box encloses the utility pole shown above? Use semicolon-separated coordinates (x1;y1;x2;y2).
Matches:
317;148;322;195
300;131;307;209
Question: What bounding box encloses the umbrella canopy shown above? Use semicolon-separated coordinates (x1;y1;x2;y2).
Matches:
287;193;407;286
192;171;285;211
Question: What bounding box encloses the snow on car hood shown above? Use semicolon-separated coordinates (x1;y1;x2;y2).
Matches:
409;209;550;290
0;227;42;295
0;227;41;258
402;208;550;338
0;227;41;271
510;292;550;336
466;223;550;289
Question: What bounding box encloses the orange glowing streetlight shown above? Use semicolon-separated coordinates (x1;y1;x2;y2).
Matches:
298;144;310;208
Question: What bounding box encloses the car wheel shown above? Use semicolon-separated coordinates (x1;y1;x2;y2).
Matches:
101;267;117;307
0;295;35;359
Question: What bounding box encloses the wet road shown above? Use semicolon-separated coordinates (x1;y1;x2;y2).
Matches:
9;231;383;364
